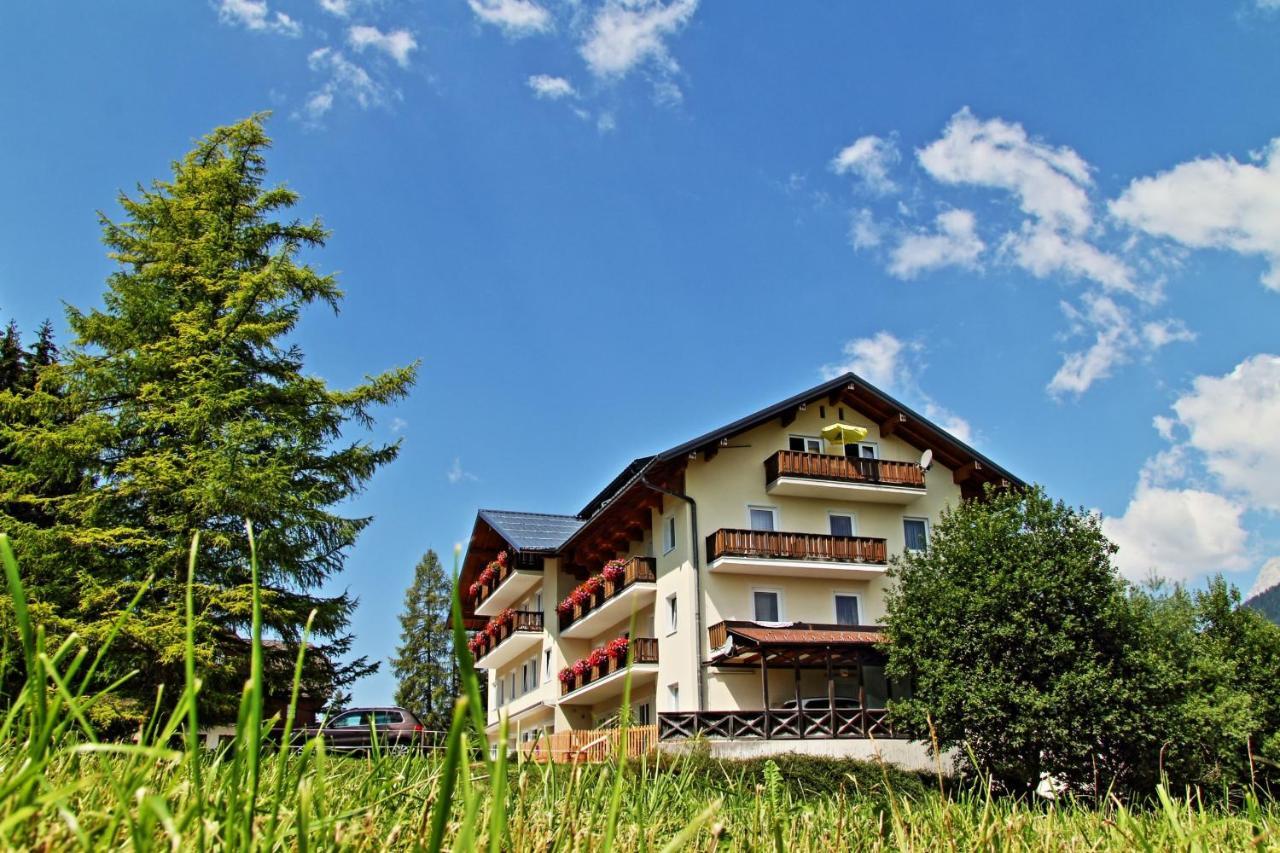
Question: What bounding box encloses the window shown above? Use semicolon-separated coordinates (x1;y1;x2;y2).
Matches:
834;594;860;626
665;593;679;634
329;711;366;729
748;506;777;532
846;442;878;459
372;710;403;725
533;591;543;612
753;589;781;622
667;683;680;711
520;662;529;694
635;701;652;726
828;512;856;538
788;435;822;453
904;518;929;552
543;648;552;682
497;679;504;706
662;516;677;554
531;654;539;687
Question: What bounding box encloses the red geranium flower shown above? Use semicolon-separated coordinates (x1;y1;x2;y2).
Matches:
602;559;627;583
558;667;574;684
605;637;629;660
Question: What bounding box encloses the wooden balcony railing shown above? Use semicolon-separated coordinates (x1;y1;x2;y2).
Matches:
473;552;543;610
765;450;925;489
471;610;543;660
706;529;888;565
559;556;657;631
559;638;660;696
658;708;896;741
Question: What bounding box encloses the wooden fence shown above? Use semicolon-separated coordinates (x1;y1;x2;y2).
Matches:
517;725;658;764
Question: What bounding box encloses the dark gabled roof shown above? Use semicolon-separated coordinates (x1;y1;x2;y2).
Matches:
569;372;1024;524
577;456;655;518
477;509;584;552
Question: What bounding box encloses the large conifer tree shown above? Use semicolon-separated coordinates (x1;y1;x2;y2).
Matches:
390;550;458;731
0;117;416;728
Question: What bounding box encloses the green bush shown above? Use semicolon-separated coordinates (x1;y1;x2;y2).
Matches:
723;754;929;802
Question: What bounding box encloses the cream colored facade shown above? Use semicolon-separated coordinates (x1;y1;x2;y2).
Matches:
462;375;1015;744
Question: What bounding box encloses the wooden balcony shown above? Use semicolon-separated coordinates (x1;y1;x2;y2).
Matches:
558;639;660;705
559;556;658;638
472;611;544;670
658;708;896;741
473;554;544;617
706;529;888;579
764;450;925;503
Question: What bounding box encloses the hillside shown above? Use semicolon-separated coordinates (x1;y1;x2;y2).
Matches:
1245;583;1280;625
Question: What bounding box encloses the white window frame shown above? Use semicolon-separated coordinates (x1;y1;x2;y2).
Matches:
751;586;785;622
635;700;653;726
853;441;879;459
665;592;679;635
746;505;779;532
833;592;862;627
827;511;857;537
662;516;677;554
788;434;823;454
903;517;930;552
667;683;680;712
543;647;552;682
497;678;504;707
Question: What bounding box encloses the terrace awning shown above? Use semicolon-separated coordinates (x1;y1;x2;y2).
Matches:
709;620;887;668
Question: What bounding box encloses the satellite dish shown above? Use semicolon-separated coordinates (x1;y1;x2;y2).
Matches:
919;449;933;471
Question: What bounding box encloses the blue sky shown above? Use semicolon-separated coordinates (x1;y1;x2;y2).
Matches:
2;0;1279;704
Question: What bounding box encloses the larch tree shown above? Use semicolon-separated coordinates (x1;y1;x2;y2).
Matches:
391;549;458;731
0;116;417;729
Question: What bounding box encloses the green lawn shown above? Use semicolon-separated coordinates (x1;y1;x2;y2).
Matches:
2;532;1276;850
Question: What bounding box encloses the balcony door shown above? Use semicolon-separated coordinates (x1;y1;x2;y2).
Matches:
845;441;879;481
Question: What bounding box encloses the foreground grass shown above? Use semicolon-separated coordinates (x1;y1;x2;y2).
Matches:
3;746;1278;850
1;531;1277;850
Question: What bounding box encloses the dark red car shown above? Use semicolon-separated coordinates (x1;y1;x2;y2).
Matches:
301;706;430;754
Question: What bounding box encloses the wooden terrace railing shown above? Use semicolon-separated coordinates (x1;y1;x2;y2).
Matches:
706;529;888;566
658;708;896;741
765;450;925;489
559;556;657;631
519;725;658;763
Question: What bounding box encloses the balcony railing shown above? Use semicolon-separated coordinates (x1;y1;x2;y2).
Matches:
470;610;543;660
559;556;657;631
472;552;543;612
765;450;925;490
658;708;896;741
706;529;887;566
559;638;659;696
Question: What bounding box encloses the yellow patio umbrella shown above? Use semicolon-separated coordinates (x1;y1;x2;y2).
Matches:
820;422;868;445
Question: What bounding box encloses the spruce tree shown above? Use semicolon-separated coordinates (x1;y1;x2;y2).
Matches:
0;320;23;392
0;117;417;729
391;550;458;730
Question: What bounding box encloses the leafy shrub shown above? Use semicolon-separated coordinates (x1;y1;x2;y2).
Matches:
724;754;928;802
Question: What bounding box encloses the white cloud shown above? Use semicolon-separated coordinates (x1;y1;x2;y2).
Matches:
1140;318;1195;349
580;0;698;79
919;107;1093;234
1168;354;1280;511
217;0;301;35
1248;557;1280;600
831;135;899;194
888;209;984;279
1002;221;1140;296
1103;482;1249;582
1110;139;1280;291
467;0;552;37
298;48;384;123
596;111;617;133
821;331;973;444
318;0;354;16
390;417;408;433
447;457;479;484
848;208;883;251
1048;293;1137;397
348;25;417;67
527;74;577;100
